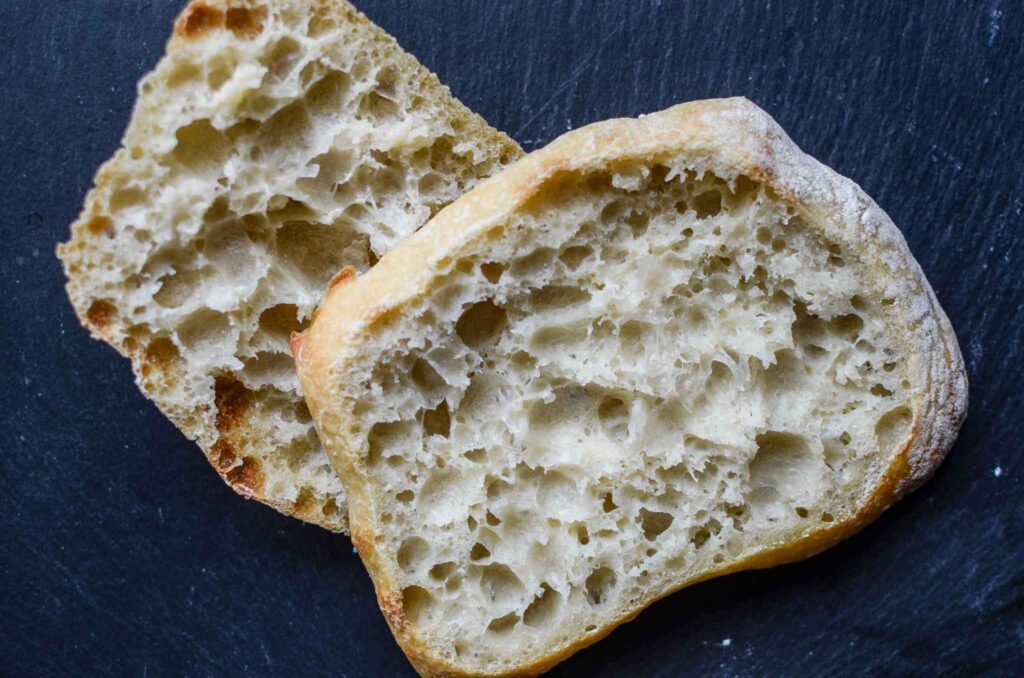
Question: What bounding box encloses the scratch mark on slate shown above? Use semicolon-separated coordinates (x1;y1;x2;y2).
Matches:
514;24;625;140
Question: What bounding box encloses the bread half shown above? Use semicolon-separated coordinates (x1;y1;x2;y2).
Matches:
294;98;966;675
57;0;521;531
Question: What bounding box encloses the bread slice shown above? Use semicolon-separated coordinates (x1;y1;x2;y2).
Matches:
293;98;967;675
56;0;522;531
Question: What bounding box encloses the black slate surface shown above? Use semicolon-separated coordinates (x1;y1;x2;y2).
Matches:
2;1;1022;675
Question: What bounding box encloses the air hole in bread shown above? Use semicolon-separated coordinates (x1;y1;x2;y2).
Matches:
276;220;363;289
422;400;451;438
305;71;352;117
558;245;592;270
456;301;507;349
693;190;722;218
638;508;674;541
411;358;446;394
750;431;819;506
523;583;561;628
584;567;616;606
729;174;759;206
166;61;201;89
358;90;400;121
831;313;864;340
261;37;302;82
876;405;912;452
626;209;650;235
480;564;525;607
258;303;306;340
871;383;894;398
463;448;486;463
510;247;556;277
259;101;312;156
597;396;629;442
177;309;231;357
530;285;591;311
402;586;434;625
367;421;412;467
429;562;456;581
575;524;590;545
691;526;711;549
172;120;230;169
206;58;234;91
109;187;145;211
398;537;431;574
487;612;520;634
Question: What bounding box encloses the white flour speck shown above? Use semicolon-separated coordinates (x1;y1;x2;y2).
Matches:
721;638;732;648
994;466;1003;477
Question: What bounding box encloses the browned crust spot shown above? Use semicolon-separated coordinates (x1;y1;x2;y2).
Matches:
212;439;238;471
226;456;264;496
351;527;373;555
225;6;266;38
176;3;224;38
321;497;340;518
85;215;113;237
328;265;358;291
143;337;179;373
86;300;116;331
292;487;317;518
214;375;250;433
378;587;407;632
211;376;259;493
176;3;266;40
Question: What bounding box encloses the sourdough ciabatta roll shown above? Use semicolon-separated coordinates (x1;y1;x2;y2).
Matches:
57;0;521;531
294;97;966;675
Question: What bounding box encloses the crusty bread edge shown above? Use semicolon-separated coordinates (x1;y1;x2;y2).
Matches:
56;0;522;531
294;97;968;675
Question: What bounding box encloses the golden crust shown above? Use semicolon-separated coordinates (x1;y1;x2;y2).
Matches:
295;97;967;675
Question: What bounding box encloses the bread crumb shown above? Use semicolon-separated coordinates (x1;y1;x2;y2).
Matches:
993;466;1003;478
721;638;732;648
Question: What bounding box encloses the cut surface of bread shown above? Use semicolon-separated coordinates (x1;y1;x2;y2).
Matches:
294;98;967;675
57;0;522;531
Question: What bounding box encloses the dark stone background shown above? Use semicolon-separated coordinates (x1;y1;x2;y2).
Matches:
2;1;1021;675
